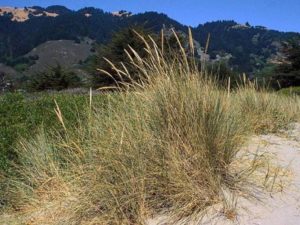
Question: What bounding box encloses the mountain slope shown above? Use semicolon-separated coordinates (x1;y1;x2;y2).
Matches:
0;5;299;74
25;39;93;74
193;21;300;72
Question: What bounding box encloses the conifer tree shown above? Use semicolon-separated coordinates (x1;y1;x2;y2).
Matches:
272;40;300;88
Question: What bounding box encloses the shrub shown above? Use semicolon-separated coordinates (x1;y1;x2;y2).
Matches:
28;65;82;91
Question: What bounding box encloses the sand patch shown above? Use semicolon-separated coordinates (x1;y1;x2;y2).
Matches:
148;123;300;225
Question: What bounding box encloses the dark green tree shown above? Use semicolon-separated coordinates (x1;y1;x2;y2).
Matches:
203;60;240;87
0;72;5;92
272;40;300;88
0;72;14;92
90;26;157;87
28;64;81;91
161;30;187;55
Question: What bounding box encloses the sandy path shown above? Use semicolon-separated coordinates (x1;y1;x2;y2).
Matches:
148;124;300;225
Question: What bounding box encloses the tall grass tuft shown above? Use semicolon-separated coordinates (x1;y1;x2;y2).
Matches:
1;31;300;224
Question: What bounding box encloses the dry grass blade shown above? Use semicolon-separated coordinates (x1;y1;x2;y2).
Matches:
205;33;211;54
54;100;66;131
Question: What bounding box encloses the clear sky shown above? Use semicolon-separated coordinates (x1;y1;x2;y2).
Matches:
0;0;299;32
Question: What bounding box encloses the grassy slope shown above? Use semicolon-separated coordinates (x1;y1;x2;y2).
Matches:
25;39;93;74
0;39;94;85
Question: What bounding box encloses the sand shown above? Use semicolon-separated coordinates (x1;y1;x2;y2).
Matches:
148;123;300;225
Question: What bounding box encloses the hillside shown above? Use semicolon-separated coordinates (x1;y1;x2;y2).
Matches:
0;39;94;87
193;21;299;72
25;39;93;74
0;5;299;74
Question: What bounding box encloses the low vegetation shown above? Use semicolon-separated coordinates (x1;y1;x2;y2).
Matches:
0;32;299;224
278;86;300;96
0;92;108;171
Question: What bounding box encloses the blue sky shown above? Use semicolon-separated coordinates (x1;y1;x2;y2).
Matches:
0;0;299;32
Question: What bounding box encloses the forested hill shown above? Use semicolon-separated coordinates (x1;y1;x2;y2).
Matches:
193;21;300;72
0;6;184;61
0;5;299;73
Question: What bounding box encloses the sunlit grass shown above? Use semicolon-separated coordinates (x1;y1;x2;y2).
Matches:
1;30;299;224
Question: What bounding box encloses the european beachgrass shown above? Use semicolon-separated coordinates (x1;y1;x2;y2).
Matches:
1;30;299;224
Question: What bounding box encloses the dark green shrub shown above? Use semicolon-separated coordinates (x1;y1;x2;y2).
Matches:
28;65;82;91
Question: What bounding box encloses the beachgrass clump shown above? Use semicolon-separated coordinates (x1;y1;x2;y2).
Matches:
1;30;299;224
237;87;300;133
